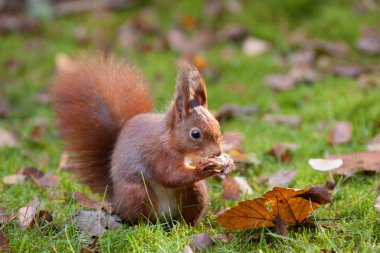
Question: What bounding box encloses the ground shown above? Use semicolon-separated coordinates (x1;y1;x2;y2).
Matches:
1;0;380;252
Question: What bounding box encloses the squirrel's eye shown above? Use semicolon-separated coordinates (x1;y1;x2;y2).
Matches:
191;129;201;139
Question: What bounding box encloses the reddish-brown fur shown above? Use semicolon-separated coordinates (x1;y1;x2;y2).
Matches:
53;55;224;225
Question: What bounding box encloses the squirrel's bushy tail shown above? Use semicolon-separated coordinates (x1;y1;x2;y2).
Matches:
52;55;152;193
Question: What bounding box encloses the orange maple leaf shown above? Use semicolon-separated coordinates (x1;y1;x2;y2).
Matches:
215;186;331;231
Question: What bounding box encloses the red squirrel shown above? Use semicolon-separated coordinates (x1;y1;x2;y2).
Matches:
52;55;234;225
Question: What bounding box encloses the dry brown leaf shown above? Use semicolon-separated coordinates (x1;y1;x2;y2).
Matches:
264;74;296;92
32;172;60;189
0;208;14;225
0;98;10;118
228;148;259;165
18;198;40;229
263;114;301;128
182;244;194;253
214;104;257;123
29;117;48;139
0;128;19;148
328;121;353;145
215;186;331;231
307;40;348;57
2;174;26;185
288;50;315;66
166;28;214;54
356;27;380;55
374;194;380;212
80;237;100;253
72;211;121;237
217;24;249;42
213;233;235;243
0;231;10;251
33;210;53;229
289;65;320;84
73;191;113;213
268;170;298;187
221;132;242;152
367;134;380;151
190;232;215;252
333;64;364;78
327;151;380;176
222;176;253;200
266;143;299;163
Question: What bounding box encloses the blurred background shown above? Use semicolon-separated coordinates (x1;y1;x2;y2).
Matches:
1;1;380;251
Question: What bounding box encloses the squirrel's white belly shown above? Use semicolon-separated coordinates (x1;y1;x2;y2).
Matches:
151;182;179;219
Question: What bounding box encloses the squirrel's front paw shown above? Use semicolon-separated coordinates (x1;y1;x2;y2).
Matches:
196;159;222;177
196;154;235;177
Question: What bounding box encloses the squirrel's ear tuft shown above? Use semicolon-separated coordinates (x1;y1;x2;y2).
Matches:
169;61;208;126
176;61;207;109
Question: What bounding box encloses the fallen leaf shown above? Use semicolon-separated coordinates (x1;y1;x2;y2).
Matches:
307;40;348;57
213;233;235;243
215;186;331;230
2;174;26;185
34;89;51;104
20;167;44;178
333;64;364;78
228;148;260;165
374;194;380;212
327;151;380;176
266;143;299;163
80;237;99;253
58;151;73;170
0;231;10;251
308;159;343;171
242;37;269;56
29;117;48;139
0;128;19;148
356;27;380;55
32;172;60;189
268;170;298;187
182;244;194;253
367;134;380;151
18;198;40;229
73;191;113;213
288;50;315;66
221;132;242;152
264;74;296;91
0;98;10;118
289;65;320;84
222;176;253;200
166;28;214;54
190;232;215;252
0;15;39;34
214;104;257;122
180;15;198;30
72;211;121;237
263;114;301;128
0;208;14;225
33;210;53;228
328;121;353;145
217;24;249;42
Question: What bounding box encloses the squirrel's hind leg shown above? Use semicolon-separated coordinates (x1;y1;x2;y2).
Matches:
112;181;158;225
177;181;208;226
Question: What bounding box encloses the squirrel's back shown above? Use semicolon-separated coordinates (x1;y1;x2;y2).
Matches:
52;55;152;193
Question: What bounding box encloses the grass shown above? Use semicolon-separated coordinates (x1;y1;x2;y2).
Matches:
1;0;380;252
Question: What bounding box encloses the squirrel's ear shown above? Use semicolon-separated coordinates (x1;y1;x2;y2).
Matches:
170;62;208;125
176;61;207;108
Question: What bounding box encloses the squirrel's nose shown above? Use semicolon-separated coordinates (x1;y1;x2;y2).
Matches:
213;148;222;157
